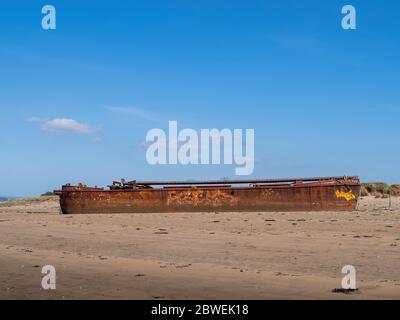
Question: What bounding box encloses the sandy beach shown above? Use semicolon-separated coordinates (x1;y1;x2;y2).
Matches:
0;196;399;299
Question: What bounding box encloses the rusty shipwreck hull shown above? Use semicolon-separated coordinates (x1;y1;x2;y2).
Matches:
55;176;360;214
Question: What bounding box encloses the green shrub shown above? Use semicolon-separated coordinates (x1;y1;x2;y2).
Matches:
41;191;55;196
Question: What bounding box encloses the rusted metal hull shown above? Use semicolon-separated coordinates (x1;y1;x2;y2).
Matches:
55;177;360;214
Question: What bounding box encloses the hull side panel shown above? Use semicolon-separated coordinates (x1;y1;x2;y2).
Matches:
59;184;360;214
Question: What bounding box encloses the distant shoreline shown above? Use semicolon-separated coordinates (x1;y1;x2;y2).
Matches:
0;197;13;202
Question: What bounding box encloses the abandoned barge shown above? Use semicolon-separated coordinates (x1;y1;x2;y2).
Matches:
54;176;360;214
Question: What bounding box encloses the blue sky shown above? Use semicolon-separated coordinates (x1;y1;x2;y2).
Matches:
1;0;400;196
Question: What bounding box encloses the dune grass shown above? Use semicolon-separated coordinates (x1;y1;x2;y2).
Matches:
0;195;59;206
361;183;400;197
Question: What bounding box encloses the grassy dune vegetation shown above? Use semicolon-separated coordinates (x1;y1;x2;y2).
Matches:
361;183;400;197
0;195;59;206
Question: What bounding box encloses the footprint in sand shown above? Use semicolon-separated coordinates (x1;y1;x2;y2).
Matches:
175;264;192;268
332;288;359;294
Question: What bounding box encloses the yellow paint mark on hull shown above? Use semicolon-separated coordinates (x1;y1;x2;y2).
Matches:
335;190;356;201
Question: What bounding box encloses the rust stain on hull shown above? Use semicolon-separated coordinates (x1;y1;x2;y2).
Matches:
167;189;239;207
55;176;361;214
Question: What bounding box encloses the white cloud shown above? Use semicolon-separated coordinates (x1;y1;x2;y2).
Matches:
27;117;98;134
42;118;97;134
